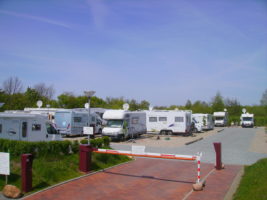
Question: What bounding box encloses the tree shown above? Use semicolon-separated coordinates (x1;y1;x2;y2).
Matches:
2;76;23;94
211;92;224;112
138;100;150;110
260;89;267;106
185;100;192;109
34;83;55;100
224;98;241;116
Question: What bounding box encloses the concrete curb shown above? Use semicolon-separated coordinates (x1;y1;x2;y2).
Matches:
217;129;224;133
21;159;135;200
224;166;244;200
185;138;203;145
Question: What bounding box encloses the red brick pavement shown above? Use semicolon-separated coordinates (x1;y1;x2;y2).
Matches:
25;158;242;200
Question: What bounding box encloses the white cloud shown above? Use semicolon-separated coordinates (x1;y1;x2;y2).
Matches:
0;10;72;29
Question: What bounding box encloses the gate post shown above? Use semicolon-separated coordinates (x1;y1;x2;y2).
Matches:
213;142;223;170
21;154;34;193
79;144;92;173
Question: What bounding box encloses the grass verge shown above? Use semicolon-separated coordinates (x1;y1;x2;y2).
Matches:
0;152;131;193
233;158;267;200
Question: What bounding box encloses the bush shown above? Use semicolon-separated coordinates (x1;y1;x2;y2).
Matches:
80;136;110;148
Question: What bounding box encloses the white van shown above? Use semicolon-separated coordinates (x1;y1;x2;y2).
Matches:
0;113;61;141
192;113;214;130
102;110;146;140
240;113;254;128
145;110;193;135
213;112;228;127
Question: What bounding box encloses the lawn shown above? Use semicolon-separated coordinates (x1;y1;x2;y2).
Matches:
0;152;131;193
233;158;267;200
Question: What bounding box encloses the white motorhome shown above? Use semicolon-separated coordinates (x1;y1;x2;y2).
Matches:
0;113;61;141
240;113;254;128
54;110;103;136
213;112;228;127
145;110;193;135
102;110;146;140
192;114;214;130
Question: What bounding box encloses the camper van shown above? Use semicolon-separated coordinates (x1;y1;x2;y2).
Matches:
240;113;254;128
192;114;214;130
145;110;193;135
0;113;61;141
54;110;102;136
102;110;146;140
213;112;228;127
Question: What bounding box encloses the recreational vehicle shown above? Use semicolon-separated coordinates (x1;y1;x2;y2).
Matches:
102;110;146;140
192;114;214;130
54;110;102;136
240;113;254;128
213;112;228;127
145;110;193;135
0;113;61;141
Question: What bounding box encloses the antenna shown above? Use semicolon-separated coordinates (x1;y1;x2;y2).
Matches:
36;100;43;108
224;108;227;112
123;103;129;111
242;108;246;114
84;103;89;109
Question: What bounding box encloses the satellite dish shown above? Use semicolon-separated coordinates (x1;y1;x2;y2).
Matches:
37;100;43;108
224;108;227;112
84;103;89;109
123;103;129;111
175;108;179;111
242;108;246;114
149;106;153;111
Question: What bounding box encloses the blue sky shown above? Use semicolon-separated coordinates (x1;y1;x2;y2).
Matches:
0;0;266;106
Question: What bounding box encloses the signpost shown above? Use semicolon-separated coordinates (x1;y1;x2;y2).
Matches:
83;127;94;144
0;152;10;184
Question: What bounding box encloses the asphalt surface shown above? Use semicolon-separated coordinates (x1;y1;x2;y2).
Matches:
111;127;267;165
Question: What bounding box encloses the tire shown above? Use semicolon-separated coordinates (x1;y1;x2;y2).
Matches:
167;130;173;135
160;130;167;135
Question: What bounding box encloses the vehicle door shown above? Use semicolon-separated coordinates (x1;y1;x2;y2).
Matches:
20;120;28;141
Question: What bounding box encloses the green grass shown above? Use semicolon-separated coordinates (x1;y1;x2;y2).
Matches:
0;152;131;193
233;158;267;200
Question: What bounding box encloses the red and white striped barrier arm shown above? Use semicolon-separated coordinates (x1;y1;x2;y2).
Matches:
92;148;198;161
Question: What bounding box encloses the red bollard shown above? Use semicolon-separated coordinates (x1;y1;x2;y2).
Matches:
213;142;222;170
79;144;92;173
21;154;34;193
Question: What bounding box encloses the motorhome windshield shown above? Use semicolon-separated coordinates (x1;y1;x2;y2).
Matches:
242;117;253;121
55;112;71;128
106;120;123;128
215;117;224;120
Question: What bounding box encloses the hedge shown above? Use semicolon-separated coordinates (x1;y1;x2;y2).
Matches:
0;136;110;157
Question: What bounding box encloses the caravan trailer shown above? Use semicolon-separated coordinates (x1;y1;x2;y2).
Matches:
102;110;146;140
192;114;214;130
145;110;193;135
54;110;103;136
0;113;61;141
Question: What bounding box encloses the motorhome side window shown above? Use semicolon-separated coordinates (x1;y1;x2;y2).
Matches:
149;117;157;122
91;116;96;122
175;117;184;122
159;117;167;122
22;122;27;137
131;117;139;124
74;117;82;123
0;124;2;133
32;124;41;131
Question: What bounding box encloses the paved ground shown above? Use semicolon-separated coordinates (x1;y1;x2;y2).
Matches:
111;127;267;165
24;158;242;200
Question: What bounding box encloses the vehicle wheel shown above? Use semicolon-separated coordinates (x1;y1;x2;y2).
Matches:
120;135;125;141
98;129;102;134
167;130;173;135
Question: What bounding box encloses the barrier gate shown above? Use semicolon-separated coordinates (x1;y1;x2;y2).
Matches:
91;146;203;184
